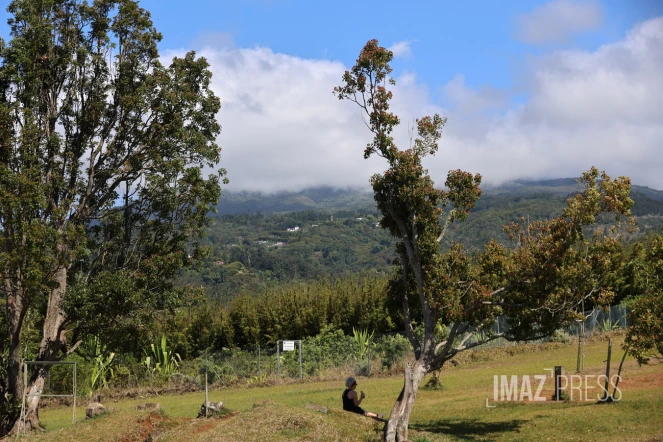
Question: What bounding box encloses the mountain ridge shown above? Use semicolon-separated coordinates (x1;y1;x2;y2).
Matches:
217;179;663;214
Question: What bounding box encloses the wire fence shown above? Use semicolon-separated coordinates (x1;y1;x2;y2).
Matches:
467;304;630;349
198;304;630;381
39;305;632;394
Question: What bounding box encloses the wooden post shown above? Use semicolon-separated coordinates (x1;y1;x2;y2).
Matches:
73;363;77;423
576;322;582;373
277;341;281;379
602;339;612;401
554;366;565;400
298;340;302;379
580;320;585;370
205;350;209;418
367;340;371;377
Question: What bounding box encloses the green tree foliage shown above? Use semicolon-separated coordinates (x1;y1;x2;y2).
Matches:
626;290;663;364
624;233;663;364
335;39;633;442
177;209;395;299
227;275;393;347
180;185;662;300
146;275;393;359
170;303;235;360
0;0;224;433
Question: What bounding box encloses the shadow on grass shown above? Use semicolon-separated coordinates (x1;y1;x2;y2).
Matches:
410;417;528;441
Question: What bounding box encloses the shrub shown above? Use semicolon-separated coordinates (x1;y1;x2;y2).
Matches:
423;373;444;391
112;365;132;389
375;334;410;370
355;360;371;377
550;329;570;344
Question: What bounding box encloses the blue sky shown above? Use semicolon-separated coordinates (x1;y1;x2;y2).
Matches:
2;0;663;191
137;0;662;102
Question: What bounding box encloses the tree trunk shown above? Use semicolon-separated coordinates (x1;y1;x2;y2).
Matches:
4;275;26;434
11;265;68;434
6;279;25;399
384;360;427;442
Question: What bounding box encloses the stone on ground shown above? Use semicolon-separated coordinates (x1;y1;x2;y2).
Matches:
198;401;224;418
86;402;106;419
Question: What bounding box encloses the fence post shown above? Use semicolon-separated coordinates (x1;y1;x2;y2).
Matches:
576;321;582;373
205;350;209;418
277;341;281;379
258;345;261;377
554;366;564;400
367;340;371;377
73;363;76;423
298;340;302;379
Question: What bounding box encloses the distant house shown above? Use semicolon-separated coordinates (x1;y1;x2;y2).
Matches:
287;226;300;232
372;223;380;229
214;261;225;265
311;224;318;227
356;217;364;221
274;242;286;247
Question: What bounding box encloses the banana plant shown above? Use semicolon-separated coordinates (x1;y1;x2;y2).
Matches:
352;328;374;359
143;335;181;376
85;335;115;394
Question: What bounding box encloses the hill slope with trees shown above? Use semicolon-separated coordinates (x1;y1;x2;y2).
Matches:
179;180;663;299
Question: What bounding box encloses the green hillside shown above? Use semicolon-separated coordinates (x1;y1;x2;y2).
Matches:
181;180;663;299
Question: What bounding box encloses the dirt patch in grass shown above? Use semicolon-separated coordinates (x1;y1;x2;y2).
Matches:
192;419;217;434
26;410;177;442
620;366;663;390
118;412;164;442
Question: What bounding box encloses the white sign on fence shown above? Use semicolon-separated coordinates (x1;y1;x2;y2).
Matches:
283;340;295;351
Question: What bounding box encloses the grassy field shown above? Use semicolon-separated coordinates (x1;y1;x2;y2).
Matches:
18;335;663;441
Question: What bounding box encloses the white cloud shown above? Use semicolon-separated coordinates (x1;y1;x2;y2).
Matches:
441;74;508;114
163;16;663;193
162;47;392;193
436;16;663;189
388;41;414;58
516;0;603;45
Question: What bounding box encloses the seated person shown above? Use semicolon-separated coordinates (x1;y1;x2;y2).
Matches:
342;376;383;419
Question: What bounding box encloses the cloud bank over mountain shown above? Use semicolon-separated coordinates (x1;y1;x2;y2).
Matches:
164;15;663;193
